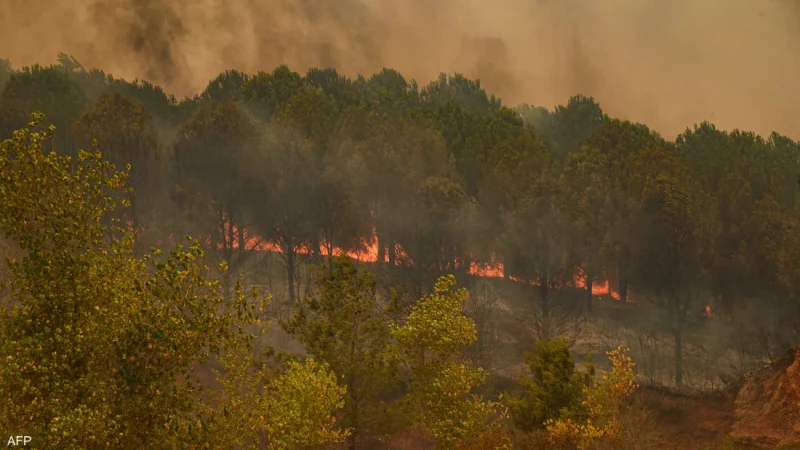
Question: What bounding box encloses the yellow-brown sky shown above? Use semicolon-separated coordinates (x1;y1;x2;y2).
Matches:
1;0;798;139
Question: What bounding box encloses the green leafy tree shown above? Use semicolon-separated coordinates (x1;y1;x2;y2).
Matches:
204;306;350;449
584;118;664;304
734;196;800;356
545;347;638;449
71;91;159;249
0;114;253;448
0;65;88;156
421;73;502;116
303;67;358;108
242;65;304;122
424;85;524;196
399;176;474;295
331;111;453;271
271;85;342;266
560;146;614;314
628;148;720;385
488;141;584;339
507;338;593;432
282;255;398;449
265;359;350;449
542;95;606;161
0;58;10;93
478;130;553;278
246;119;318;305
201;70;251;104
174;101;264;298
393;275;511;449
51;53;112;106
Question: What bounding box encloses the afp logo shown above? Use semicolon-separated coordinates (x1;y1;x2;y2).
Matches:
6;436;31;446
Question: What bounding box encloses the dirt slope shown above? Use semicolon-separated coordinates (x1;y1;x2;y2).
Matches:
730;347;800;449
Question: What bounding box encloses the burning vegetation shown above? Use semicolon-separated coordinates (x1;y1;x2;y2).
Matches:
0;52;799;449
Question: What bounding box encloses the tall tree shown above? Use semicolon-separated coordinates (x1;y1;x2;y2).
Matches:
303;67;358;108
478;131;553;278
734;196;800;356
628;148;720;385
503;184;584;340
72;91;159;250
586;118;664;303
0;58;11;93
543;94;606;161
174;101;263;298
0;65;88;155
392;275;511;449
399;176;474;297
560;145;614;314
282;256;398;449
201;69;250;104
0;115;252;448
242;65;304;122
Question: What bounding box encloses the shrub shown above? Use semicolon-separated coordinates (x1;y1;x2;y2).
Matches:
506;338;594;432
545;346;638;449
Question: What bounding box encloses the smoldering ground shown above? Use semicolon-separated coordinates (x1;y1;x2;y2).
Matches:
1;0;799;139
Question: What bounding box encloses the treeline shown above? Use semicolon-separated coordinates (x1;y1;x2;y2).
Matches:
1;116;638;448
0;53;799;447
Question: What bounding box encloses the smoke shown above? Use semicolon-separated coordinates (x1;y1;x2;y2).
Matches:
1;0;799;139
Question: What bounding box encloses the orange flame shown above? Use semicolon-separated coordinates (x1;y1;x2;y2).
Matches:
192;217;626;302
207;220;389;262
468;260;505;278
572;267;622;301
703;299;716;318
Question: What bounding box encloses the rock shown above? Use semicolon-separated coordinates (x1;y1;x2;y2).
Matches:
729;348;800;449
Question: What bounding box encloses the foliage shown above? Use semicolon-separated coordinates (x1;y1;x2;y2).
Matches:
507;338;594;432
265;358;350;449
0;115;253;448
205;310;349;449
0;65;88;155
2;52;800;448
173;100;263;296
392;275;511;449
71;90;159;242
282;255;398;445
544;346;638;449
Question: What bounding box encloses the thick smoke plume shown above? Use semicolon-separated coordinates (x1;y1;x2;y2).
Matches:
1;0;799;138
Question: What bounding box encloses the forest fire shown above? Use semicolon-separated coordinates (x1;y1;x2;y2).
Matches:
704;301;716;318
468;261;505;278
205;221;390;263
196;218;628;303
572;269;622;301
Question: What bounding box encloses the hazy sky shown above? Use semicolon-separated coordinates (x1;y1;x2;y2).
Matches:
1;0;799;139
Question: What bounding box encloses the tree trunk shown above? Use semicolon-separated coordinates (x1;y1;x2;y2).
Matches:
237;225;247;278
585;275;593;315
309;233;321;265
720;289;735;322
388;237;396;267
448;246;457;274
618;258;629;303
223;270;231;301
376;228;385;265
348;360;358;449
286;241;296;306
674;308;683;386
538;281;551;340
539;282;550;316
130;197;143;255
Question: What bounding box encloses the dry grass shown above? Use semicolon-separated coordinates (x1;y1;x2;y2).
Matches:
636;385;737;449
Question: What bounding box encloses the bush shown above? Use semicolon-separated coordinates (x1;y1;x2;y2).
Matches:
506;338;594;432
544;346;638;449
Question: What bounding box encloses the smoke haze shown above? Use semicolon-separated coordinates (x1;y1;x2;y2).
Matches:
1;0;799;138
